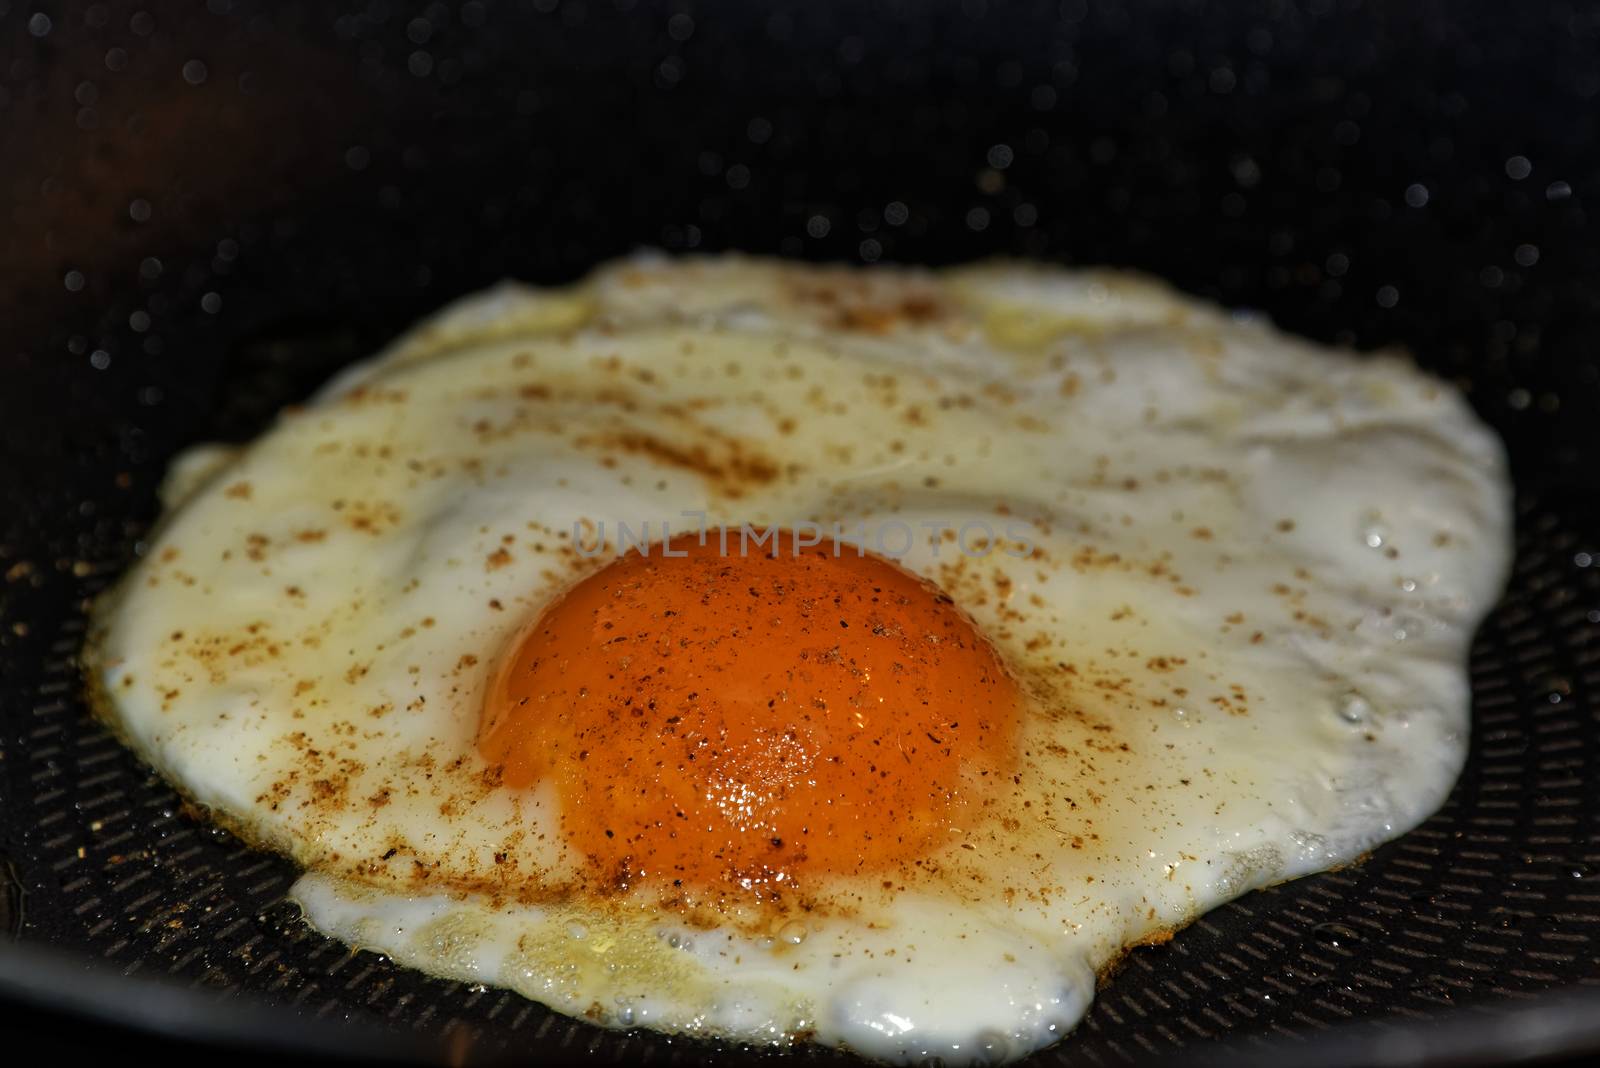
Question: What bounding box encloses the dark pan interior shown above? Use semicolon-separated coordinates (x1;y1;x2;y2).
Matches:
3;1;1600;1064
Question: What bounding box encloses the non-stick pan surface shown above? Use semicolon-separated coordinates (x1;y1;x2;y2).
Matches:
3;1;1599;1064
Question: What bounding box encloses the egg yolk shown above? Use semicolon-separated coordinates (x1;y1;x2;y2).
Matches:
479;531;1021;897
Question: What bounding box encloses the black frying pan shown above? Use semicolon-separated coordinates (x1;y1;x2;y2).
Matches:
3;1;1599;1064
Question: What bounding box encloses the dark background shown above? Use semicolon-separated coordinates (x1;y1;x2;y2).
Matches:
2;1;1599;1065
3;0;1599;499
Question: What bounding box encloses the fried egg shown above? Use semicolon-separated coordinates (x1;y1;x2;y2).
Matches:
87;255;1512;1063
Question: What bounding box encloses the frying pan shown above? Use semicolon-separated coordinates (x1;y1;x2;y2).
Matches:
3;0;1599;1064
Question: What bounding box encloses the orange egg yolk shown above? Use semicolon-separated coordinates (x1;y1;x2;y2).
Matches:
479;531;1021;897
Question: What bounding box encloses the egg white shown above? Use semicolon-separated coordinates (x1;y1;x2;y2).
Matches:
89;255;1512;1063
